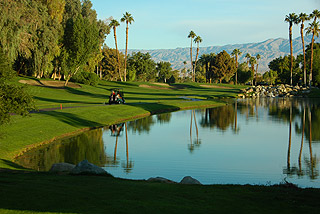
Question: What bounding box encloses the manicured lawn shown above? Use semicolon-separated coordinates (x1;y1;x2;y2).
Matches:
0;78;244;169
0;170;319;214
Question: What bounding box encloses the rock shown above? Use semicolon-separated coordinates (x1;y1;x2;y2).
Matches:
179;176;201;185
71;160;112;176
49;163;75;173
147;177;176;183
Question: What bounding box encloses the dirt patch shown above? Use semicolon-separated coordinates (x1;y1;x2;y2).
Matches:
139;84;169;90
200;84;233;89
19;80;81;88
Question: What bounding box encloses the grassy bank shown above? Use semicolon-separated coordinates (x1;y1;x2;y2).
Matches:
0;170;320;214
0;77;244;169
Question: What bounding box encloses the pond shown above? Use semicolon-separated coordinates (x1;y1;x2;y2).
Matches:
16;98;320;187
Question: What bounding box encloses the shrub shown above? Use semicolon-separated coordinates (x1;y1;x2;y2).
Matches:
71;71;99;86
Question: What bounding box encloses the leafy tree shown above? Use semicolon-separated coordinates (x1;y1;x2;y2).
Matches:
99;47;125;81
121;12;134;82
237;62;252;84
127;52;156;82
306;21;320;86
0;50;34;125
212;50;236;83
62;13;99;86
231;49;242;84
263;69;278;85
306;43;320;86
188;31;196;81
156;61;172;83
285;13;298;85
198;53;216;83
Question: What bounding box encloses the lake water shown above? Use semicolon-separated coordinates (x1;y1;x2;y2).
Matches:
16;98;320;187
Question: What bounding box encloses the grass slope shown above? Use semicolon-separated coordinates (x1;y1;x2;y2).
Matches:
0;77;244;169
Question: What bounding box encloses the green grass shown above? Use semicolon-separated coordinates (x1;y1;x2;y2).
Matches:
1;79;320;213
0;170;319;214
1;77;244;169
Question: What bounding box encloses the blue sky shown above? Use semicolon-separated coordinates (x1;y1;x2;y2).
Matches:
91;0;320;50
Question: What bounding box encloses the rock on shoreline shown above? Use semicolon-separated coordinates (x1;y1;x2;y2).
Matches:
238;84;313;98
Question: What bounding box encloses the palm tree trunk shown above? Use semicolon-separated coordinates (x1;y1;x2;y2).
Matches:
301;23;307;86
235;55;238;85
309;33;315;87
190;39;194;82
289;24;293;86
114;27;123;82
255;63;259;86
124;24;129;82
194;45;200;82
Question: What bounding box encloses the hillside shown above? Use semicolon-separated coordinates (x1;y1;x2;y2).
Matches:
127;35;320;73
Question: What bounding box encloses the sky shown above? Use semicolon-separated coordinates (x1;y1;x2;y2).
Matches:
91;0;320;50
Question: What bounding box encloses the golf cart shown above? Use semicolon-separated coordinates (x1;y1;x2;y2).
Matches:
109;88;125;104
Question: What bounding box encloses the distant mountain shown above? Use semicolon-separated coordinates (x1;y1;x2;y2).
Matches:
127;35;320;73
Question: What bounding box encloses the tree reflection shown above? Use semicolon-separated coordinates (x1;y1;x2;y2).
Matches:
189;109;200;152
156;113;172;124
15;129;107;171
127;116;155;134
200;105;235;131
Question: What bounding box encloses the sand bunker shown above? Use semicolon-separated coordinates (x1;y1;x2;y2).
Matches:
200;84;233;89
19;80;81;88
139;84;169;90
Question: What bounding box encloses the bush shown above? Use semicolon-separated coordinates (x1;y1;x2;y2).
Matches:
71;71;99;86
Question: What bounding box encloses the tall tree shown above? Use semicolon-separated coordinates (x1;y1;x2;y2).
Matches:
156;61;172;83
310;9;320;23
109;19;122;81
249;57;256;86
121;12;134;82
231;49;242;85
296;13;310;86
245;53;251;66
193;35;202;81
255;54;261;85
285;13;298;85
212;50;236;83
306;21;320;87
188;31;196;81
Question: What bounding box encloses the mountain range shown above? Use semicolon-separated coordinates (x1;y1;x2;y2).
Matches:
127;35;320;73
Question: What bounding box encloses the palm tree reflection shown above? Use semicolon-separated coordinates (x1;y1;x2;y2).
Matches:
189;109;200;152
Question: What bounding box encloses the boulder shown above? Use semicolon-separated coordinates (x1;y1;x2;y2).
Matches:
70;160;112;176
49;163;75;173
147;177;176;184
179;176;202;185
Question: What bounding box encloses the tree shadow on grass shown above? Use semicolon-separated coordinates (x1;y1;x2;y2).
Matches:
33;96;103;105
0;159;27;170
64;87;107;100
40;111;103;128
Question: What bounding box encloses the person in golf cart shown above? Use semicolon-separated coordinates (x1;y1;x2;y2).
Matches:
109;89;125;104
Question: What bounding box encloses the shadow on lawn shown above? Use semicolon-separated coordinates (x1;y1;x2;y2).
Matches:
40;111;103;128
33;96;103;105
0;159;27;170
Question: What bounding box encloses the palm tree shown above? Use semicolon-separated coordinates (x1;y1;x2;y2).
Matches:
109;19;122;82
296;13;310;86
306;21;320;87
255;54;261;86
245;53;251;66
188;31;196;81
310;9;320;23
194;35;202;81
285;13;298;86
121;12;134;82
249;57;256;86
231;49;242;85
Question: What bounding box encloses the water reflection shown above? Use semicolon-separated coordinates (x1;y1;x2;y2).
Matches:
15;99;320;187
15;129;108;171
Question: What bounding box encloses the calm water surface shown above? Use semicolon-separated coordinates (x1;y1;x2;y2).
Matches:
16;98;320;187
